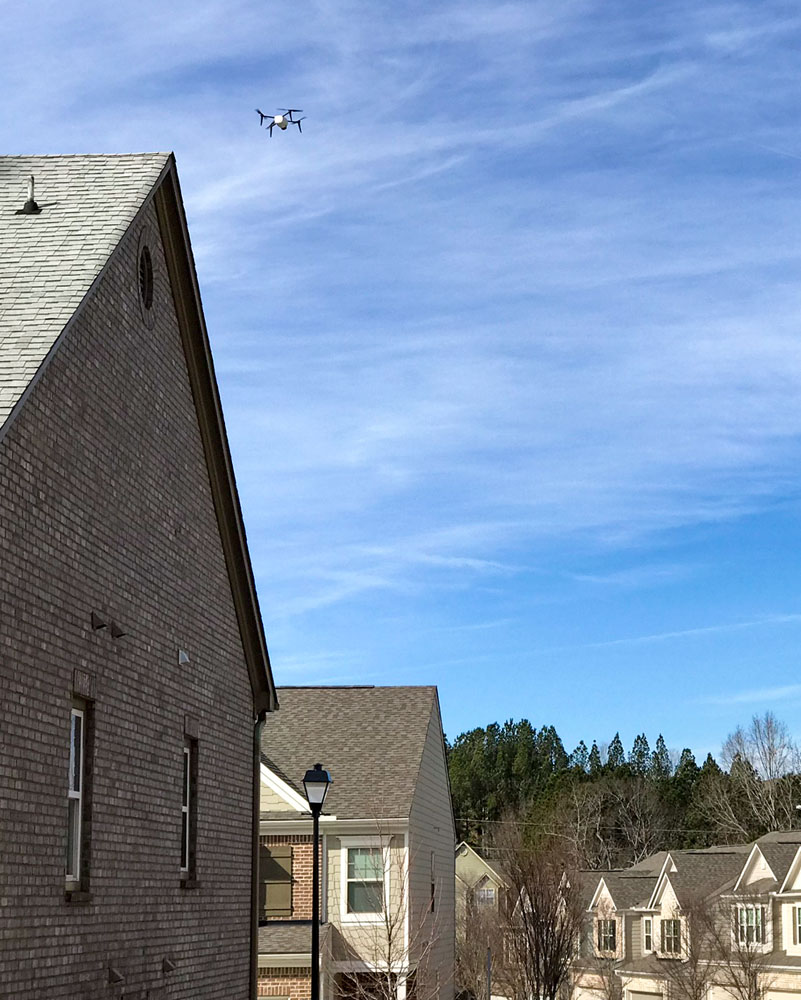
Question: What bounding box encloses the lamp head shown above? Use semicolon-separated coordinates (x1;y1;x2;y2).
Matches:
303;763;332;809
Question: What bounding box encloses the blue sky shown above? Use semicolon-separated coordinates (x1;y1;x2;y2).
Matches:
5;0;801;759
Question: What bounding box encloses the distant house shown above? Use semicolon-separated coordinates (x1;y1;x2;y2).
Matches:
0;154;276;998
455;842;510;921
571;831;801;1000
258;686;456;1000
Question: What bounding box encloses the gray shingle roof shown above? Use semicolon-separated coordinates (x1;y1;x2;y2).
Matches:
261;686;439;820
603;872;658;910
258;921;331;956
663;848;749;905
760;842;800;884
0;153;169;430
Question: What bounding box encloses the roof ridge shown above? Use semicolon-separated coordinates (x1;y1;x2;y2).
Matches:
0;151;171;159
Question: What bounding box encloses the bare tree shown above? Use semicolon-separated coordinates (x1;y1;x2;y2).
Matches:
655;893;719;1000
721;713;800;835
708;895;777;1000
493;819;585;1000
545;777;669;871
575;898;622;1000
579;956;622;1000
456;897;507;1000
337;828;449;1000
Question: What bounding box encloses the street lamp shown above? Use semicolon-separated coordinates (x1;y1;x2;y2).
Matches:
303;764;332;1000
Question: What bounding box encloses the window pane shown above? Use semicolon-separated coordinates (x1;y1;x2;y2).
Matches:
348;880;383;913
348;848;382;880
67;798;80;877
183;750;189;808
71;713;82;793
181;810;188;870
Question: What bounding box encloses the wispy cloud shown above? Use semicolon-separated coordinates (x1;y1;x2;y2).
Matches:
4;0;801;744
704;683;801;707
566;615;801;651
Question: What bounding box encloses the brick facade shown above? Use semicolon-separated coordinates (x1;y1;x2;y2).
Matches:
0;192;261;996
257;968;311;1000
261;835;318;920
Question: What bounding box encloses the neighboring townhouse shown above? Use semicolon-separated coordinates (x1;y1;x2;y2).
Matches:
455;842;510;922
572;831;801;1000
0;154;277;999
258;686;456;1000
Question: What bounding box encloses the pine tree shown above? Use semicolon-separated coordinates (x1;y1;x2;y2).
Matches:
588;741;602;776
630;733;651;775
607;732;625;770
650;734;672;779
569;740;589;772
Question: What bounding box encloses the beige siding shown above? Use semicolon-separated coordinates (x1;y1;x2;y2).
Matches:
629;915;642;958
326;831;406;962
409;704;456;1000
261;780;296;812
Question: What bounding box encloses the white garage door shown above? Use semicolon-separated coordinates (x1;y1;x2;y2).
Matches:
627;993;662;1000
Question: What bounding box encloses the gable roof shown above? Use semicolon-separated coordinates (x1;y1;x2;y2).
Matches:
649;846;750;909
261;686;440;820
0;153;276;714
0;154;171;428
455;841;509;888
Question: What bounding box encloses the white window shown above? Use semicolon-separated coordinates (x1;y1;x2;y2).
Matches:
66;708;84;882
181;746;191;873
662;918;681;954
347;847;384;913
597;919;616;953
643;916;653;952
794;906;801;946
736;905;765;945
475;875;496;906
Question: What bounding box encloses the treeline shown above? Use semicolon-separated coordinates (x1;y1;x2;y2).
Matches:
447;712;801;869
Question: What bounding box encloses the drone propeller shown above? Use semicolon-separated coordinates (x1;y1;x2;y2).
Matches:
277;108;303;113
255;108;269;125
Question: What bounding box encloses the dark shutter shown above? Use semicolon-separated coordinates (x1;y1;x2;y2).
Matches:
260;843;292;918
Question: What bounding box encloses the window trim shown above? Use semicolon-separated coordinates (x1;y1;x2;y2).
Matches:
643;916;653;953
66;707;85;887
736;904;766;946
339;835;391;924
661;917;682;955
596;917;617;954
180;738;198;884
794;905;801;947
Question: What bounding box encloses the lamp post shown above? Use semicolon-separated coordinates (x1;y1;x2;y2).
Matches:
303;763;332;1000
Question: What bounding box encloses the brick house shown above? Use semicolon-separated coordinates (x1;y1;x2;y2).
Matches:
0;154;277;999
258;686;456;1000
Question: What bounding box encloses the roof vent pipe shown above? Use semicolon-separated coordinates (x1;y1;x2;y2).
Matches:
20;175;41;215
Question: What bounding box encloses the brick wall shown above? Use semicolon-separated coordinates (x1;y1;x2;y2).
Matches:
0;196;257;997
261;835;318;920
257;968;311;1000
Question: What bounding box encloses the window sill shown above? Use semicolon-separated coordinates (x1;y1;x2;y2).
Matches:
64;888;92;904
341;913;385;924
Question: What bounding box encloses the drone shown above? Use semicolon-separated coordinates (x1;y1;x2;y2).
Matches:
256;108;306;136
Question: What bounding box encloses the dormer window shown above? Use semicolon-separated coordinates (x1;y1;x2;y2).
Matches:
736;904;765;945
643;916;653;952
597;919;616;953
